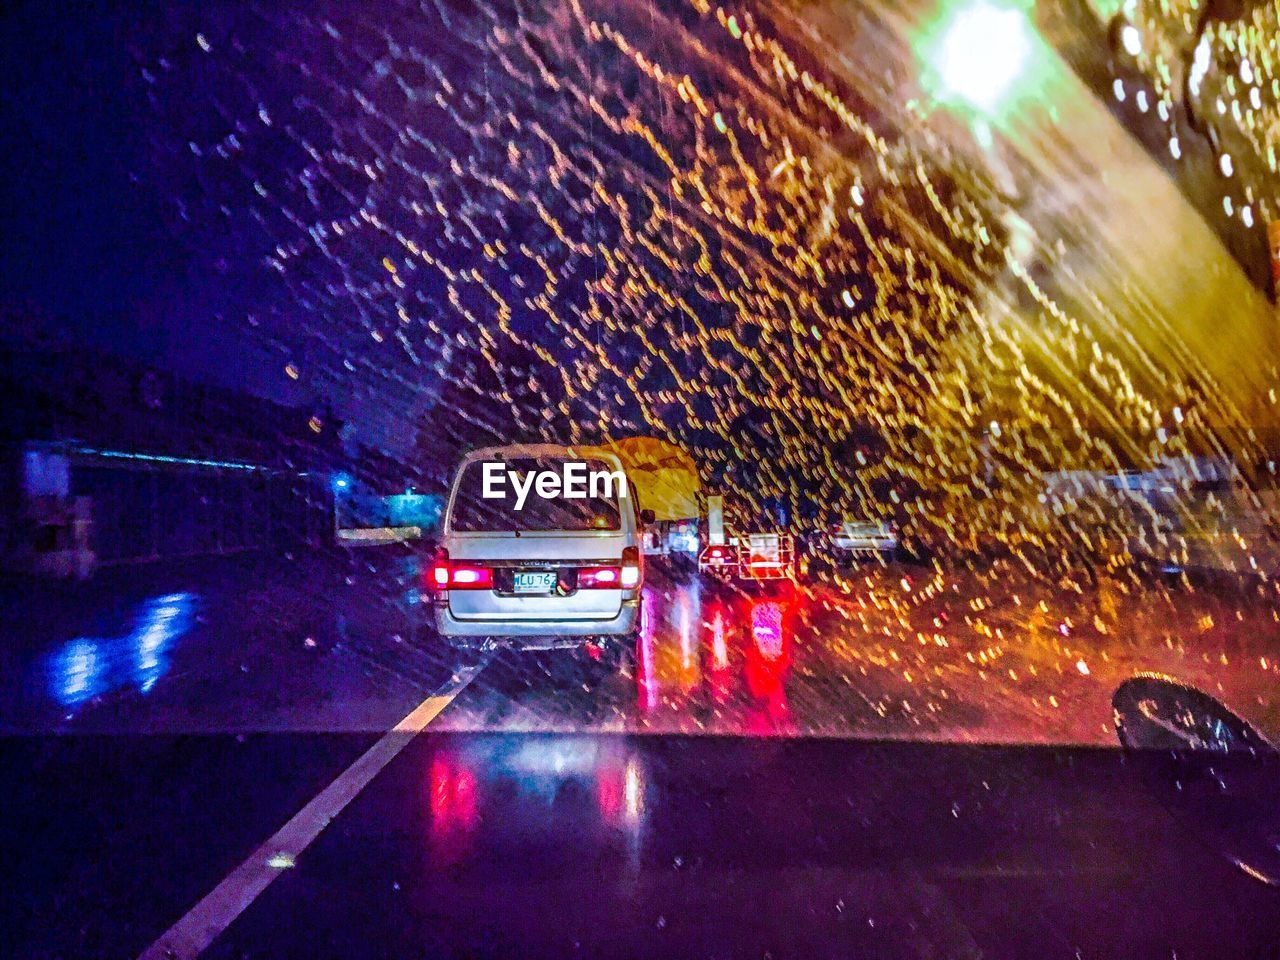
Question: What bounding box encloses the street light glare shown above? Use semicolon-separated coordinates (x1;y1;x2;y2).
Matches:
1120;24;1142;57
937;1;1033;113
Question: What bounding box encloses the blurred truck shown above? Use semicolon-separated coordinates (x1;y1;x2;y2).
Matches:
578;437;702;571
697;493;796;582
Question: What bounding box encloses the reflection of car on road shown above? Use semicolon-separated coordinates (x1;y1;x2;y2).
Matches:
430;444;651;661
429;737;644;862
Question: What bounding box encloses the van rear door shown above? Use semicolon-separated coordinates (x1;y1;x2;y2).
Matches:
442;455;630;621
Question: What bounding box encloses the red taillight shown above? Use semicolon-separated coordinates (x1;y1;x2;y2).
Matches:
450;565;493;588
428;550;450;591
578;565;621;589
427;550;493;591
621;546;642;589
701;544;729;566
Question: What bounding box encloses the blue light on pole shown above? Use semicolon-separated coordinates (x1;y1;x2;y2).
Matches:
330;472;353;537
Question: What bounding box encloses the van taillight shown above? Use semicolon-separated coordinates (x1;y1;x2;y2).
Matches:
450;565;493;588
577;565;621;589
428;550;450;590
620;546;642;589
427;550;493;590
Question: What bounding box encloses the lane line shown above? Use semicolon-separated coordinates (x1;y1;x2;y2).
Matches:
138;655;491;960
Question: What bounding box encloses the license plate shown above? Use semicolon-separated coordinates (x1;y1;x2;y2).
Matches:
513;570;557;594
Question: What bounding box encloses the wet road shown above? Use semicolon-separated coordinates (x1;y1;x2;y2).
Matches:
6;548;1280;957
11;729;1280;959
199;735;1280;960
10;548;1280;743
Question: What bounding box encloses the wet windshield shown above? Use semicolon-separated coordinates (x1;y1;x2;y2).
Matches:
6;0;1280;956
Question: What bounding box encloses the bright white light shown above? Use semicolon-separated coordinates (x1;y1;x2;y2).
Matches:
1189;35;1211;95
624;759;644;824
1220;153;1233;177
1113;78;1126;102
1169;136;1181;159
937;1;1033;113
1120;24;1141;56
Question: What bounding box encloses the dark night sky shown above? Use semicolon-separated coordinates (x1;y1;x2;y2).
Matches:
0;3;311;418
0;2;551;456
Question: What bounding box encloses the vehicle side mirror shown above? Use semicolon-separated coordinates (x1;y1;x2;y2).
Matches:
640;509;656;525
1113;675;1273;754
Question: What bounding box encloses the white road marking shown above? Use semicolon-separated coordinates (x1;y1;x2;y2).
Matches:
138;656;491;960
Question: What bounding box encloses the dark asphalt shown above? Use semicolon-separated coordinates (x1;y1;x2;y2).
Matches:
1;733;374;960
11;729;1280;958
190;736;1280;959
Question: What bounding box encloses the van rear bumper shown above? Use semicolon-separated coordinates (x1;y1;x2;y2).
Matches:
435;597;640;640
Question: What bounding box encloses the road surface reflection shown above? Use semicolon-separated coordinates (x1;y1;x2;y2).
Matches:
427;737;648;868
13;554;1280;746
47;593;196;708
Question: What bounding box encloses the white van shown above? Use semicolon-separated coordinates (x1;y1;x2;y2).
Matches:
430;444;651;655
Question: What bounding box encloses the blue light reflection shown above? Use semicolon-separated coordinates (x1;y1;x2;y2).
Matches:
48;593;196;707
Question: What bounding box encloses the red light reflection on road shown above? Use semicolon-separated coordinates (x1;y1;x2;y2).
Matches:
704;599;734;704
636;588;660;714
710;604;729;671
428;752;477;863
596;762;624;826
751;601;785;661
743;598;794;734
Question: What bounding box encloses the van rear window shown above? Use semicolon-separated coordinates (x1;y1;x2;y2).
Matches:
449;457;623;532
